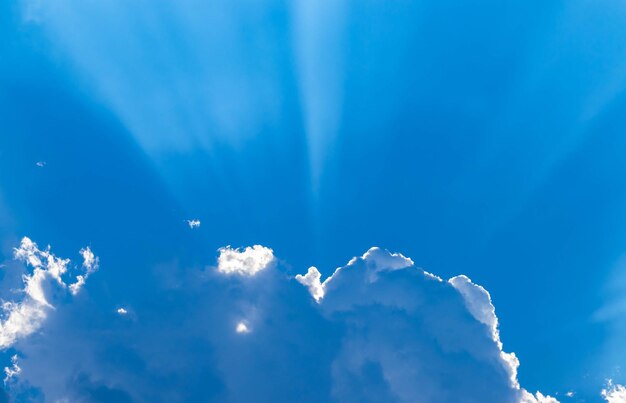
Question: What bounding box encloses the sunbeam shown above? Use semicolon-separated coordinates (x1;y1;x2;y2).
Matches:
292;0;347;195
4;0;626;400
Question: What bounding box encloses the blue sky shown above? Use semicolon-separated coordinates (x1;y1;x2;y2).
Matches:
1;0;626;401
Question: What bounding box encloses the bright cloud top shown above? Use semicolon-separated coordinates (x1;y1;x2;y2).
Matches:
602;381;626;403
449;275;521;390
0;237;98;349
296;247;415;302
1;242;564;402
295;266;325;302
299;247;554;403
216;245;276;276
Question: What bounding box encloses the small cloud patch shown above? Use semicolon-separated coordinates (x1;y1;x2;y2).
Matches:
216;245;275;276
235;322;250;334
186;220;201;229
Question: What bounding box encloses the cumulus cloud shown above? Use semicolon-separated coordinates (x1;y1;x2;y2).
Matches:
3;243;559;402
602;380;626;403
306;247;554;403
295;267;324;301
296;247;414;302
216;245;275;276
0;237;97;349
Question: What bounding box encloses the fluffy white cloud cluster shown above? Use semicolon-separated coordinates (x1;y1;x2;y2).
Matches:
295;267;324;301
3;243;560;402
602;381;626;403
296;249;548;400
0;237;98;349
216;245;275;276
299;247;554;403
296;247;414;302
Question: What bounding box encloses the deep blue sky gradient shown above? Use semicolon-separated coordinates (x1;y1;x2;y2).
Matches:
2;1;626;400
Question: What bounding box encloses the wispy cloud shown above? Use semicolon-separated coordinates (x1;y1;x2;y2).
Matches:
3;355;21;385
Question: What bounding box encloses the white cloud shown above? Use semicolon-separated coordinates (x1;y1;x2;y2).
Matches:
116;308;128;315
35;161;45;167
187;219;201;229
520;390;560;403
3;355;21;384
69;247;99;296
0;299;47;349
68;275;86;296
236;322;250;334
358;246;414;271
295;266;324;302
296;247;413;302
3;244;564;402
80;247;98;275
216;245;275;276
602;380;626;403
0;237;98;349
300;247;556;402
449;274;520;389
